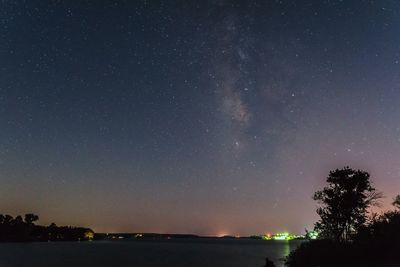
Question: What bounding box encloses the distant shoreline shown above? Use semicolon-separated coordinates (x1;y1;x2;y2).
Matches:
92;233;306;241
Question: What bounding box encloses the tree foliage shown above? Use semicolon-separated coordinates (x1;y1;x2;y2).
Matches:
287;193;400;266
0;213;93;242
392;194;400;210
24;213;39;225
313;167;381;242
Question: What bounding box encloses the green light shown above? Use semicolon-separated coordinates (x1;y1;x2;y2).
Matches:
308;231;318;240
273;232;289;240
262;232;306;241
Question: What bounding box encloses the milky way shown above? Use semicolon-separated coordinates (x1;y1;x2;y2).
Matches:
1;1;400;235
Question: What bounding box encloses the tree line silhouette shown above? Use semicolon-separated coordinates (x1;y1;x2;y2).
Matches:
0;214;94;242
284;166;400;267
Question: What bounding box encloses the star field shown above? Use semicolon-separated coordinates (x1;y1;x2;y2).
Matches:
1;0;400;235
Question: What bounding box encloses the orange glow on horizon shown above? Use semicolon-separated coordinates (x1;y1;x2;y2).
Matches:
216;231;228;237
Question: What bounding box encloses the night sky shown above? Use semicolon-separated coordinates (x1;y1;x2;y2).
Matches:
1;0;400;236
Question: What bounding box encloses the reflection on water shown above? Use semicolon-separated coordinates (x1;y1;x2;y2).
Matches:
283;240;290;260
0;239;304;267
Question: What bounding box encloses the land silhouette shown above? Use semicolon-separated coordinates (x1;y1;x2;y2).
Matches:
282;166;400;267
0;214;94;242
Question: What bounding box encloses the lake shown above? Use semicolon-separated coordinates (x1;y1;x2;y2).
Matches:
0;239;304;267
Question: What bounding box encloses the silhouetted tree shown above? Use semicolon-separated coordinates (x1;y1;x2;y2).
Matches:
286;184;398;266
392;195;400;210
313;167;381;242
356;194;400;243
0;213;93;242
24;214;39;225
3;215;13;225
13;216;23;225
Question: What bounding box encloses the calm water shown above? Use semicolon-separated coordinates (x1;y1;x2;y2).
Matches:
0;239;303;267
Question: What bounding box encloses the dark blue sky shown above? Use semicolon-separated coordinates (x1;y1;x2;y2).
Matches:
1;0;400;235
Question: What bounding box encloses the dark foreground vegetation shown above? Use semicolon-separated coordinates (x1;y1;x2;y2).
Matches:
283;167;400;267
0;214;94;242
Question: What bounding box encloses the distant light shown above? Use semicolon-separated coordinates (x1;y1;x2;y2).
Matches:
261;232;305;241
84;231;94;240
273;232;289;240
307;231;319;240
